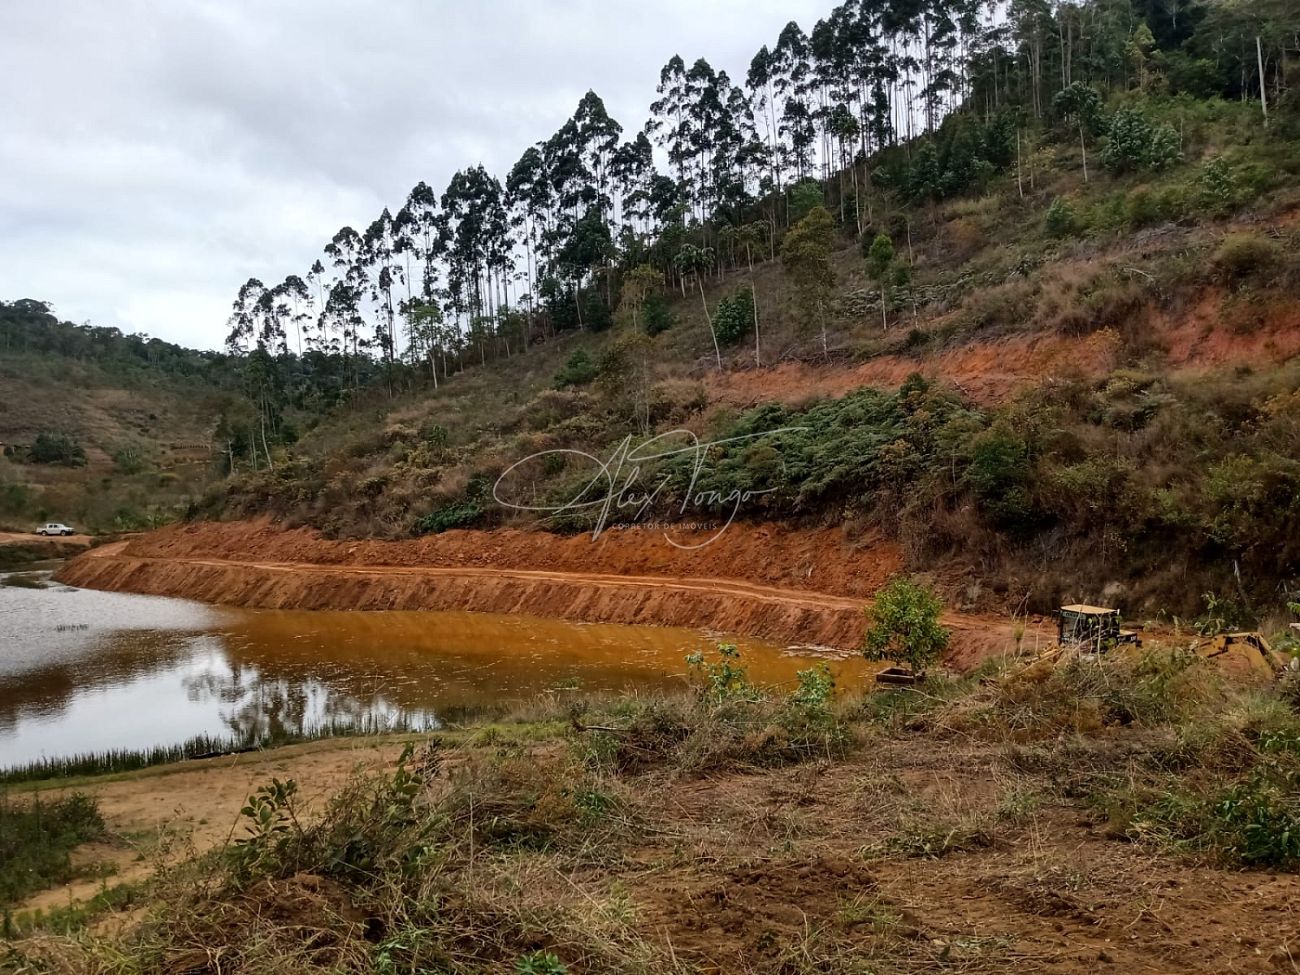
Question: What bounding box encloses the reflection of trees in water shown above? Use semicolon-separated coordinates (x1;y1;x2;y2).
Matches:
3;606;742;748
180;663;414;742
0;630;209;732
0;629;420;742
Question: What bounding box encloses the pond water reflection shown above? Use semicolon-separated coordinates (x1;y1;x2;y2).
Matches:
0;571;871;768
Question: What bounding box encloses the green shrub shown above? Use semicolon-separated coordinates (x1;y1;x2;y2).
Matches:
414;500;482;534
28;432;87;467
788;179;825;223
1045;198;1081;237
584;646;852;775
0;480;31;516
552;348;598;389
1210;761;1300;867
965;425;1038;529
642;291;675;335
686;643;757;703
1211;234;1282;281
713;287;755;345
1126;185;1188;228
517;952;567;975
862;576;951;673
1102;109;1181;173
1197;157;1240;214
419;421;450;452
112;445;146;474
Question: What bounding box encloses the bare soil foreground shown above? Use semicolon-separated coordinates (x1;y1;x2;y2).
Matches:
55;520;1027;659
11;656;1300;975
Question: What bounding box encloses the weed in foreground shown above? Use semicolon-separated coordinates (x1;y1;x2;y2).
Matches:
0;793;104;907
575;645;855;776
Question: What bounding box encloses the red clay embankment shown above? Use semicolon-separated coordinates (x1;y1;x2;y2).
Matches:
56;520;1019;659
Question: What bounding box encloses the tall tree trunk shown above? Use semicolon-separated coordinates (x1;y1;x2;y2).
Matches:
696;276;721;370
747;246;761;368
1080;120;1089;182
1257;35;1270;126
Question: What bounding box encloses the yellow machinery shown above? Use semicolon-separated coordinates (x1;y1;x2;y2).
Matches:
1196;632;1292;678
1058;605;1142;652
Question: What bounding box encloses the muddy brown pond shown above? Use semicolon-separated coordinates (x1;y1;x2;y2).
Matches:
0;570;872;769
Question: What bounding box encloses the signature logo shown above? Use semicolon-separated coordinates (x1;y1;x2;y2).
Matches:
493;428;807;550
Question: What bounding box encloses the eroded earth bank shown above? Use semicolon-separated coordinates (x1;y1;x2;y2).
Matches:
55;519;1024;661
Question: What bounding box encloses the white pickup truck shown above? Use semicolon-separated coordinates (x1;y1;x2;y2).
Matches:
35;523;76;536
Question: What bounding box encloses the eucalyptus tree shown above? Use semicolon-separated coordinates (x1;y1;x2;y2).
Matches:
734;222;767;366
392;204;418;311
573;90;623;221
403;181;442;300
746;45;785;205
864;232;896;331
1052;81;1104;181
781;206;836;357
781;98;818;183
541;118;590;269
224;277;286;468
1010;0;1054;117
363;208;403;369
610;133;656;233
276;274;312;355
256;287;289;356
405;296;446;385
305;259;328;352
573;91;623;302
828;103;862;228
322;279;366;388
647;55;696;205
808;16;842;178
507;145;549;343
772;22;813;183
719;82;767;220
441;165;511;361
684;58;727;220
225;277;266;355
324;226;366;365
673;244;722;370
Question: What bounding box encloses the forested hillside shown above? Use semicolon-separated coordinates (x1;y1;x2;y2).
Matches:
15;0;1300;614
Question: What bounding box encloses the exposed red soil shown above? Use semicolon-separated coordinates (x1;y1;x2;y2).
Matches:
1156;292;1300;368
714;328;1121;408
56;520;1027;660
80;519;905;598
712;287;1300;409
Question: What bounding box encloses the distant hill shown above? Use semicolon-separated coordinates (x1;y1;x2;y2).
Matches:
0;299;239;532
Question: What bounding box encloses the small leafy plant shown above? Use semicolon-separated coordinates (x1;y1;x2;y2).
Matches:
516;951;567;975
686;643;758;702
863;577;950;674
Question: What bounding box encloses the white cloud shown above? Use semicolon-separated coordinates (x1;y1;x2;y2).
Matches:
0;0;825;349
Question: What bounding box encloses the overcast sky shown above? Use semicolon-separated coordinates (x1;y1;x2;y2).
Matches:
0;0;829;350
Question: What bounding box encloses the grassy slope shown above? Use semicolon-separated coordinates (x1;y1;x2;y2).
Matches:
222;96;1300;618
